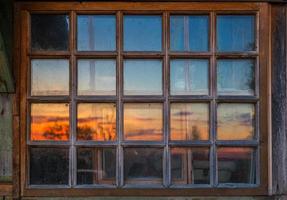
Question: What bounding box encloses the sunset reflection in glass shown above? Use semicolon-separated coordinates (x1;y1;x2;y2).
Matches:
30;103;69;141
170;103;209;141
31;59;69;96
217;104;255;140
124;103;163;141
77;103;116;141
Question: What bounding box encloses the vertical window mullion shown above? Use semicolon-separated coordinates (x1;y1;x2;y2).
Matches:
70;11;77;188
210;11;217;187
117;11;124;188
163;11;170;188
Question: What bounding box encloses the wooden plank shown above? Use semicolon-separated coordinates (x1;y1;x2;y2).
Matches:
271;4;287;195
0;94;12;183
0;31;14;93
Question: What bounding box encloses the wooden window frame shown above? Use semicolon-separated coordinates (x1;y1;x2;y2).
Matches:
15;2;270;197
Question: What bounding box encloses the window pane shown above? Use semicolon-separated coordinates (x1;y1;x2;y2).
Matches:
77;103;116;141
124;60;162;95
170;15;209;52
170;59;209;95
124;15;162;51
217;59;255;96
170;103;209;141
124;103;163;141
124;148;163;183
217;104;255;140
77;59;116;96
31;59;69;96
217;15;255;52
77;148;116;185
171;148;210;185
218;147;256;184
30;147;69;185
31;14;69;51
30;103;69;141
77;15;116;51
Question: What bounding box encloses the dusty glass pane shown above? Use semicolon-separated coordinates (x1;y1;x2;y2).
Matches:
124;15;162;51
30;103;69;141
217;59;255;96
124;148;163;183
124;60;162;95
124;103;163;141
77;148;116;185
77;59;116;96
30;147;69;185
77;15;116;51
171;148;210;185
31;59;69;96
217;104;255;140
217;15;255;52
170;59;209;95
170;103;209;141
218;147;256;184
170;15;209;52
31;14;69;51
77;103;116;141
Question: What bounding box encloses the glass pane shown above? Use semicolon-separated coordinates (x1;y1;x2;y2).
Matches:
124;148;163;183
77;15;116;51
77;148;116;185
31;59;69;96
171;148;210;185
31;14;69;51
217;104;255;140
124;15;162;51
30;147;69;185
30;103;69;141
170;59;209;95
218;147;256;184
170;103;209;141
124;60;162;95
77;59;116;96
217;59;255;96
217;15;255;52
77;103;116;141
170;15;209;52
124;103;163;141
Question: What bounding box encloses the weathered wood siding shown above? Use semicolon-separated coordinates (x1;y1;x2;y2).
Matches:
271;4;287;195
0;94;12;182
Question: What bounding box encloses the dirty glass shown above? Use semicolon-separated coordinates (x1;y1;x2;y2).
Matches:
124;103;163;141
124;15;162;51
77;148;116;185
77;103;116;141
77;15;116;51
217;15;255;52
170;59;209;95
31;14;69;51
124;148;163;183
30;147;69;185
217;103;255;140
124;60;162;95
31;59;69;96
77;59;116;96
30;103;69;141
218;147;256;184
217;59;255;96
170;15;209;52
171;148;210;185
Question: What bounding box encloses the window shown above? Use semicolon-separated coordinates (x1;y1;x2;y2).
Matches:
18;2;269;196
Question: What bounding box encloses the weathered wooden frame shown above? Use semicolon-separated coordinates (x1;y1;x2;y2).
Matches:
13;2;270;197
